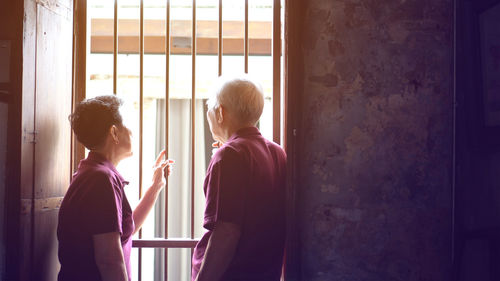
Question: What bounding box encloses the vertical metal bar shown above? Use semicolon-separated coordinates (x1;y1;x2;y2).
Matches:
244;0;248;73
71;0;76;178
139;0;144;221
272;0;281;144
138;0;145;280
218;0;222;76
138;245;142;281
164;0;171;280
280;0;287;149
113;0;118;94
73;0;87;171
139;0;144;201
191;0;196;241
164;0;171;241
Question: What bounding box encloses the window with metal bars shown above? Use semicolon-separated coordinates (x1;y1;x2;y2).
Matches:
73;0;284;280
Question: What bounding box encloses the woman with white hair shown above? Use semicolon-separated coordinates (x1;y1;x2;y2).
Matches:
192;76;287;281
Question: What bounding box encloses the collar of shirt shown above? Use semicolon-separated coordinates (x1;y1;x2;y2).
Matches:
86;151;130;186
226;126;261;143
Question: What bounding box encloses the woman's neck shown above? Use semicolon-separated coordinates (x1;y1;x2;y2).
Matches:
92;145;120;167
219;123;253;144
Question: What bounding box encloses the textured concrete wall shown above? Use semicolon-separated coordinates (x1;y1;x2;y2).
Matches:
297;0;453;280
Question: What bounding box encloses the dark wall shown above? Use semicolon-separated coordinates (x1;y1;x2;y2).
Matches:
456;0;500;227
0;101;6;281
295;0;454;280
454;0;500;280
0;0;24;279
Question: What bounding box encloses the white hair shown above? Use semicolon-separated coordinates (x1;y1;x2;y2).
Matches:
207;75;265;125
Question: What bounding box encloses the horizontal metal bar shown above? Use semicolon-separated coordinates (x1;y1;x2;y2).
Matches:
132;239;200;248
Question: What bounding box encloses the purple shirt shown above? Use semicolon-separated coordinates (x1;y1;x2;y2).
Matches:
192;127;287;281
57;152;135;281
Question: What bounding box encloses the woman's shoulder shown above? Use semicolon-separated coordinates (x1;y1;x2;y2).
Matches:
75;164;122;188
209;144;246;168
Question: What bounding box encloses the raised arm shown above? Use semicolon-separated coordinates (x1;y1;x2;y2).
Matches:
132;150;173;234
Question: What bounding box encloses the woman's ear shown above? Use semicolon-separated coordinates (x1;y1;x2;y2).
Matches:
110;125;119;144
217;106;224;124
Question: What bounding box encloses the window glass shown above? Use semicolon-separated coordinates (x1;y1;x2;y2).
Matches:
248;0;273;140
221;0;244;76
87;0;114;97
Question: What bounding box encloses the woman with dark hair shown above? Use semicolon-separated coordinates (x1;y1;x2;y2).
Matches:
57;95;172;281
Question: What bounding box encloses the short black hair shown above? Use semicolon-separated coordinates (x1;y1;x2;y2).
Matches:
69;95;124;150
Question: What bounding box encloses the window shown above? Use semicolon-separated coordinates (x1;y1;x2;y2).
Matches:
74;0;284;280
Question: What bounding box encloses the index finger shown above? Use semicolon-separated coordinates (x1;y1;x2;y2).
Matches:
154;149;166;166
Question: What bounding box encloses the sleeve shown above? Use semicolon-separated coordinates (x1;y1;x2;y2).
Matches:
204;147;248;230
84;173;123;235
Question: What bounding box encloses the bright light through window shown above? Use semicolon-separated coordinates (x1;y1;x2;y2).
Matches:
84;0;283;280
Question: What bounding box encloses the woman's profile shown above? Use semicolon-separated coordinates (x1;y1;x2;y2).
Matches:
57;95;173;281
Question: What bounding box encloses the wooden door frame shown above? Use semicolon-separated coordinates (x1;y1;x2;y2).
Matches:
72;0;86;173
2;0;25;279
283;0;305;280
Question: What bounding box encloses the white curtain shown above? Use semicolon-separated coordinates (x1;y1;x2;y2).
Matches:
152;98;208;281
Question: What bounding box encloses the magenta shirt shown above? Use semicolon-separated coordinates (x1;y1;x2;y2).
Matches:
57;152;135;281
192;127;287;281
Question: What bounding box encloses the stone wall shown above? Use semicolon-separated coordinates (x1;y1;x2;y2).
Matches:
297;0;454;280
